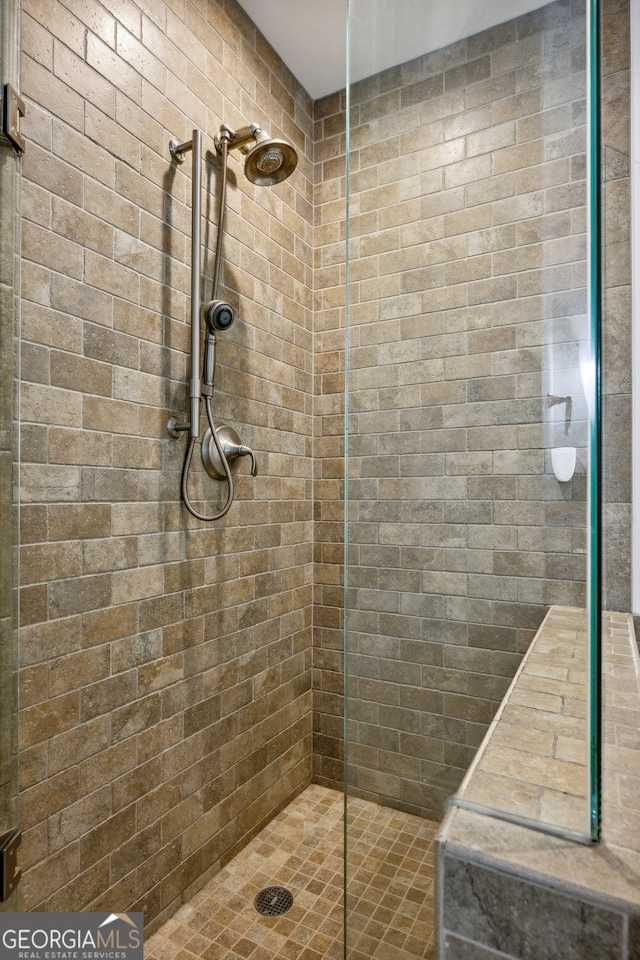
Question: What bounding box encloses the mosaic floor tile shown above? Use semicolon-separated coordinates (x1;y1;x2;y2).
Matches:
146;784;438;960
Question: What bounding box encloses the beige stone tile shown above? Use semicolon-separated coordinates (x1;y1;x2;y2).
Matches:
17;0;620;934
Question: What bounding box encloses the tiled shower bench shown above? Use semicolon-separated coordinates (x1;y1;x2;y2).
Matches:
435;607;640;960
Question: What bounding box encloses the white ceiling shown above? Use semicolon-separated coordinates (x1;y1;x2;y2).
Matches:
236;0;550;100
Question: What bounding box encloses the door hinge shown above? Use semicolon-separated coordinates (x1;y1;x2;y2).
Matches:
3;84;25;154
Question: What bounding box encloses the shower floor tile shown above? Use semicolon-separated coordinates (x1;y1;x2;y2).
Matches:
145;784;437;960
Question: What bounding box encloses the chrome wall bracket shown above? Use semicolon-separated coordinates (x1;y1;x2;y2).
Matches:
169;137;191;164
167;416;190;439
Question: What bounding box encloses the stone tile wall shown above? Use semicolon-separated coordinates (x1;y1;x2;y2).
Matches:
441;856;629;960
19;0;313;929
313;0;606;820
0;0;21;874
14;0;633;936
601;0;632;612
312;86;347;791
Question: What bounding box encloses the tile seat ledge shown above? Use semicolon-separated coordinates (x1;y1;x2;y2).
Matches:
435;610;640;959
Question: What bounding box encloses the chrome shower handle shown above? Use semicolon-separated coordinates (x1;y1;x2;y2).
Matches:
202;424;258;479
238;444;258;477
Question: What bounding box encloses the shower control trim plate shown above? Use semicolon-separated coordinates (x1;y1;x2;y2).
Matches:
202;424;258;479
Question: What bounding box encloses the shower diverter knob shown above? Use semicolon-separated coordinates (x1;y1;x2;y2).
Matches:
201;424;258;480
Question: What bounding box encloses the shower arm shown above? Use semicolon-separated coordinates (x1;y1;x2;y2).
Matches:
214;122;263;156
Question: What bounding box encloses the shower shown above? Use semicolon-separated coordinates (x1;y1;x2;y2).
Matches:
167;121;298;521
215;122;298;187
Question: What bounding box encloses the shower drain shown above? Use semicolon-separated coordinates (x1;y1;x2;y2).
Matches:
254;885;294;917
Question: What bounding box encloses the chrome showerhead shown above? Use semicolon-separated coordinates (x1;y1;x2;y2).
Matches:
215;122;298;186
204;299;234;332
243;135;298;186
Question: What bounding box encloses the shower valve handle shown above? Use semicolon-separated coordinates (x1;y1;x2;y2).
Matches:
202;424;258;480
238;444;258;477
226;440;258;477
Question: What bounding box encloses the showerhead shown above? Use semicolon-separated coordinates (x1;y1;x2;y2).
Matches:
215;122;298;186
243;135;298;186
204;299;235;332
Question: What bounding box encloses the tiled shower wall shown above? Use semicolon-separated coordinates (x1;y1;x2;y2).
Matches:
13;0;632;935
0;0;21;860
312;88;347;792
313;0;618;819
601;0;632;615
19;0;314;926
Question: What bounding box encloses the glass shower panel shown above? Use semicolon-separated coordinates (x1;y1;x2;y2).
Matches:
345;0;599;954
0;0;21;911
